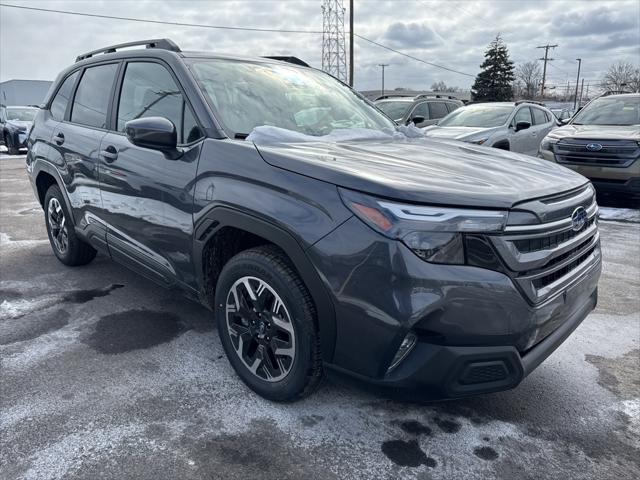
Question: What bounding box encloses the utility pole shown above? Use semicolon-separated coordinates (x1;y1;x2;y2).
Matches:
378;64;389;98
537;43;558;99
573;58;582;110
578;78;585;107
349;0;354;86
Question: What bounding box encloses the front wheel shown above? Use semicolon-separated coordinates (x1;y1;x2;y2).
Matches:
215;246;323;401
6;135;20;155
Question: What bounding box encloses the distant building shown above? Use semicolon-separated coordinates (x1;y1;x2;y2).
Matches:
0;79;52;106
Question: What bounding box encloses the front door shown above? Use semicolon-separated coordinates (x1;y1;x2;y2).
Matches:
98;60;204;288
509;106;536;154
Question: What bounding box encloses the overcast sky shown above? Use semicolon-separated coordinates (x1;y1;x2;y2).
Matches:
1;0;639;92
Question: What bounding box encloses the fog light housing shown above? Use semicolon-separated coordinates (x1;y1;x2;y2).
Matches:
387;332;417;373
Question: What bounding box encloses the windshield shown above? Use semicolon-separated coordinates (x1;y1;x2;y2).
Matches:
572;96;640;126
438;105;513;127
6;107;37;121
188;59;395;137
375;100;413;121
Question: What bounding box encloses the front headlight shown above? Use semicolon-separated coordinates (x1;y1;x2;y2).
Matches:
339;189;507;264
540;137;558;152
468;137;488;145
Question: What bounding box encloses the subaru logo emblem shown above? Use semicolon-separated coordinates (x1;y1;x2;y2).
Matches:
586;143;603;152
571;206;588;231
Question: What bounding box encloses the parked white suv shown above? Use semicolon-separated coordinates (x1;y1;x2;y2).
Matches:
423;101;558;156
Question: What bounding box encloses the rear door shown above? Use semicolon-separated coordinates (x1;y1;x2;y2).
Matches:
98;60;204;288
49;62;119;250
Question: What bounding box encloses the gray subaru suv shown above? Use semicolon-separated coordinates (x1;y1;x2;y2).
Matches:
26;39;600;401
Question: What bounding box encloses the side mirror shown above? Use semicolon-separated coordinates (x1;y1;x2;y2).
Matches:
560;118;570;125
515;121;531;132
408;116;425;125
125;116;178;155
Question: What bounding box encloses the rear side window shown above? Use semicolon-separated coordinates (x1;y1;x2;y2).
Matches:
532;108;548;125
71;64;118;129
117;62;201;144
446;102;460;113
50;71;79;121
428;102;449;119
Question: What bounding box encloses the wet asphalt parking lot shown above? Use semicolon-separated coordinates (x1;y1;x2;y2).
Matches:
1;151;639;480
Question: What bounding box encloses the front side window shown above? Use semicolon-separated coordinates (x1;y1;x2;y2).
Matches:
188;59;395;137
71;64;118;128
411;102;429;120
50;71;79;121
572;96;640;126
438;105;513;127
532;108;547;125
428;102;448;119
117;62;201;144
513;107;533;126
375;100;413;121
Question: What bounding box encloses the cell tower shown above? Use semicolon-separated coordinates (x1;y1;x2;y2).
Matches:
321;0;348;83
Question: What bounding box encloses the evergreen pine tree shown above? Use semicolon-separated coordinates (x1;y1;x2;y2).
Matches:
472;35;515;101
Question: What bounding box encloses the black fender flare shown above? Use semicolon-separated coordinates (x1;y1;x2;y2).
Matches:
31;159;74;219
194;206;337;363
493;139;510;150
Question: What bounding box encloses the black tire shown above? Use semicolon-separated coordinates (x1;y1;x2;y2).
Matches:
6;135;19;155
44;185;97;266
215;245;323;402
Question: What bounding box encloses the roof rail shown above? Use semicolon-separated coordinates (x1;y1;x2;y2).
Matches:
515;99;546;106
601;90;633;97
373;93;415;101
415;94;459;100
75;38;181;62
262;56;310;67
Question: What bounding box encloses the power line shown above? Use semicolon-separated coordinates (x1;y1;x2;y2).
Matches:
0;3;323;34
0;2;474;79
354;34;474;77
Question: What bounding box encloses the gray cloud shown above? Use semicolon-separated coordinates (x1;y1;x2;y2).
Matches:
0;0;638;93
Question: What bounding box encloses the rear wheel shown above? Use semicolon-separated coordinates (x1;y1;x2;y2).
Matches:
44;185;97;266
215;246;323;401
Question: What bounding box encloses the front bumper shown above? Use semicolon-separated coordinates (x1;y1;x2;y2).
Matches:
308;215;601;399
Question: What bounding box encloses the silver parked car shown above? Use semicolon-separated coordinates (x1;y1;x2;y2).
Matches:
374;94;463;128
423;101;558;156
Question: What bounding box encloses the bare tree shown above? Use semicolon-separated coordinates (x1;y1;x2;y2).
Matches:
601;61;640;92
430;81;460;92
516;61;542;99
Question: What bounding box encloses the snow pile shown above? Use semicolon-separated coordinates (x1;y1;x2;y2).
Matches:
598;207;640;223
246;124;424;145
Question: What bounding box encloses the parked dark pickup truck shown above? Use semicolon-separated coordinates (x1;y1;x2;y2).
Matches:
27;39;601;401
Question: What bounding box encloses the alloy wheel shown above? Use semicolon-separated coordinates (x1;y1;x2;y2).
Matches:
225;276;296;382
47;197;68;254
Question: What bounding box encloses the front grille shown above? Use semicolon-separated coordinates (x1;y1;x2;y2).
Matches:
490;187;600;304
513;217;595;253
555;139;639;168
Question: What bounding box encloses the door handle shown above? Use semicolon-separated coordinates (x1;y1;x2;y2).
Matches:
100;145;118;162
53;132;65;145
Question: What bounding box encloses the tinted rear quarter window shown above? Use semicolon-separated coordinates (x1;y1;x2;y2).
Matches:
428;102;449;119
70;63;118;129
50;71;79;121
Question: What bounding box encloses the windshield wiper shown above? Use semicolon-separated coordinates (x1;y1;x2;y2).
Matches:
234;133;249;140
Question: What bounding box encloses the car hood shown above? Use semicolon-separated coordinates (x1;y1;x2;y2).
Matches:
549;124;640;140
254;138;588;209
422;126;497;140
5;120;33;130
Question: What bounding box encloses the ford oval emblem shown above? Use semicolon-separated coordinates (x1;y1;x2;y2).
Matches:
586;143;603;152
571;206;588;231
